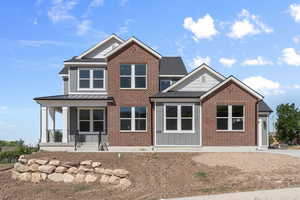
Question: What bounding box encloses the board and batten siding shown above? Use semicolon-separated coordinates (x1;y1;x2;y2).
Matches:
173;70;222;92
155;103;201;146
69;67;107;93
259;114;269;146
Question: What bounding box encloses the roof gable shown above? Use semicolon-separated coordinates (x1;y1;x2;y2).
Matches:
77;34;124;59
162;63;225;92
200;76;264;100
105;37;162;59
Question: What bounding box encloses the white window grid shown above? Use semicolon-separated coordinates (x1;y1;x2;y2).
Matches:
120;107;147;132
78;68;105;90
120;64;147;89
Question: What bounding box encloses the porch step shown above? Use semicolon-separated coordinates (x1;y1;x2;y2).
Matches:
76;143;99;152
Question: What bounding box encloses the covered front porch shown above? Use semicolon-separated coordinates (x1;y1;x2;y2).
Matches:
34;94;113;151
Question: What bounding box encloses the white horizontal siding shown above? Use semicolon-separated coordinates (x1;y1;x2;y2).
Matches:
176;71;221;92
85;38;122;58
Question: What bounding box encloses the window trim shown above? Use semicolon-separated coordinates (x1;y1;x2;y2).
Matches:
120;106;147;132
78;108;105;134
78;68;106;91
216;105;245;132
160;79;175;91
120;64;147;89
163;103;195;133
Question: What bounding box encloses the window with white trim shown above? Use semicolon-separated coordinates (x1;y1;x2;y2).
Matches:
79;69;104;89
216;105;244;131
165;104;194;132
79;109;104;132
120;106;147;131
120;64;146;89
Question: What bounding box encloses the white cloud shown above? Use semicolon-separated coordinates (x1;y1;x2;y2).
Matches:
243;76;284;95
293;36;300;44
292;84;300;89
219;57;236;67
84;0;104;17
18;40;65;47
281;48;300;66
289;4;300;23
241;56;273;66
228;9;273;39
77;20;92;36
192;56;211;67
0;106;8;112
48;0;78;23
183;14;218;41
117;19;134;35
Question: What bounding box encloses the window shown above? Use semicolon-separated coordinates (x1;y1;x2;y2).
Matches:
165;104;194;132
216;105;244;131
79;109;105;133
160;79;175;91
79;69;104;90
120;106;147;131
120;64;146;89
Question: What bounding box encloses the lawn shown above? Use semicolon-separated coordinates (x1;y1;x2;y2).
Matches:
1;152;300;200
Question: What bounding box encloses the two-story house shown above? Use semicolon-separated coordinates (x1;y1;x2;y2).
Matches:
34;34;272;151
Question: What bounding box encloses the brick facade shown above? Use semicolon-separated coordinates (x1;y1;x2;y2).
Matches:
107;42;159;146
202;81;258;146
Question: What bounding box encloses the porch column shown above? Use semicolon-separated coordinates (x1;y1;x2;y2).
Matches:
41;106;48;143
49;107;56;131
258;118;263;149
62;106;69;143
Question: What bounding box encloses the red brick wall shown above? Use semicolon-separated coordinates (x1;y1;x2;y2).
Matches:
202;81;258;146
107;42;159;146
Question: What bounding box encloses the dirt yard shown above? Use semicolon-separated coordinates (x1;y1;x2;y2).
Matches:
1;152;300;200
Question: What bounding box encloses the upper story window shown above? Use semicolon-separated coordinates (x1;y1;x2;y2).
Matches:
164;104;194;133
78;69;105;90
216;105;244;131
160;79;175;91
120;64;147;89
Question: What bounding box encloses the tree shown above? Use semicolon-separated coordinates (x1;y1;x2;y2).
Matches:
275;103;300;144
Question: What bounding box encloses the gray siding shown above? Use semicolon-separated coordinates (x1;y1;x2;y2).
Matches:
155;103;201;145
69;67;107;93
173;69;222;92
63;77;68;95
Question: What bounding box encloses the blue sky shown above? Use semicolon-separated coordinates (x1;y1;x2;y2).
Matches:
1;0;300;144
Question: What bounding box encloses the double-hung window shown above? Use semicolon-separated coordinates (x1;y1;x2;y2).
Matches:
120;64;146;89
216;105;244;131
79;69;104;90
79;109;105;133
165;104;194;132
120;106;147;131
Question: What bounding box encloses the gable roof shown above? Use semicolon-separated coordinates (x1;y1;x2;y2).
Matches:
162;63;225;92
105;37;162;59
159;57;187;76
77;34;124;59
200;76;264;100
258;101;273;113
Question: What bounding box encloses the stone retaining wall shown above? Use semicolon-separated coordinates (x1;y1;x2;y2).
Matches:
11;155;131;190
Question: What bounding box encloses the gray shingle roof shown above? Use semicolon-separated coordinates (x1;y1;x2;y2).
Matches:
59;66;68;75
258;101;273;113
64;57;106;63
34;94;113;101
152;91;206;98
160;57;187;76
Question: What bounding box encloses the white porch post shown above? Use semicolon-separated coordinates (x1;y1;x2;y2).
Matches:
49;107;56;131
258;118;263;149
41;106;48;143
62;106;69;143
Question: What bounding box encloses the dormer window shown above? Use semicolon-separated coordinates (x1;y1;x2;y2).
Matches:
78;68;105;90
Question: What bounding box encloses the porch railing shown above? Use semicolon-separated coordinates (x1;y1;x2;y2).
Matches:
73;131;107;151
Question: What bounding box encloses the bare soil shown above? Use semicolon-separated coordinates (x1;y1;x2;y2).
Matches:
1;152;300;200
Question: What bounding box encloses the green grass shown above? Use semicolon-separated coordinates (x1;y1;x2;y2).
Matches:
194;171;208;179
199;188;213;193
